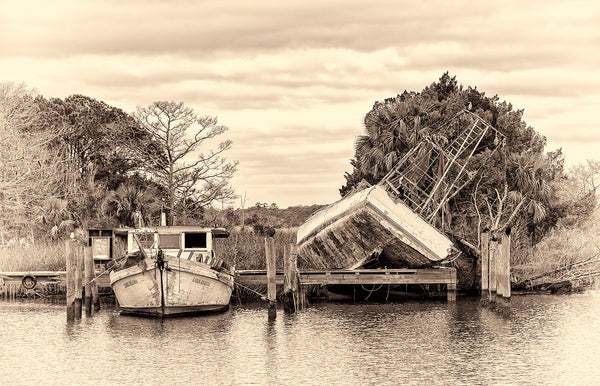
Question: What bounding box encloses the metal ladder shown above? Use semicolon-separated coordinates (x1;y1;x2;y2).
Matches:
378;110;504;224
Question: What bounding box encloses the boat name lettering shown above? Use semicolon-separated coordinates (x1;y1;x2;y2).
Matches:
192;278;210;286
124;279;138;288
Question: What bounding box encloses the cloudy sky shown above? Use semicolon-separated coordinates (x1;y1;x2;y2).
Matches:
2;0;599;208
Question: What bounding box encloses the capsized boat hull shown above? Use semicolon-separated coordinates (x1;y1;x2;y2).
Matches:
110;257;233;317
297;185;454;268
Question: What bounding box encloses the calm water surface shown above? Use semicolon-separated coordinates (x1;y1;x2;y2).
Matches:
2;293;600;385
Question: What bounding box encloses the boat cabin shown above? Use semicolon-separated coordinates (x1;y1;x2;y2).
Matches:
92;226;229;270
87;229;114;270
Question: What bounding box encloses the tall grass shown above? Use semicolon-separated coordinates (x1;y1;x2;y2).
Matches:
0;241;66;271
514;207;600;288
214;229;297;270
0;229;298;273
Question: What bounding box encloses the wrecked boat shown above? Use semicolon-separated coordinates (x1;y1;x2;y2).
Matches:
297;111;504;281
109;226;234;317
296;184;455;269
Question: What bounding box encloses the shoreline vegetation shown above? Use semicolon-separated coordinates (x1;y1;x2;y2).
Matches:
1;210;599;296
3;75;600;298
511;208;600;292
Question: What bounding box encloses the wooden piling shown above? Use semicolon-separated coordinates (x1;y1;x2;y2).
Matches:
496;238;505;298
283;244;303;313
283;244;293;313
66;240;83;321
489;240;497;302
75;245;83;319
265;237;277;319
291;244;304;310
66;240;75;320
500;231;511;300
83;247;95;316
481;231;489;298
447;268;457;302
92;274;100;312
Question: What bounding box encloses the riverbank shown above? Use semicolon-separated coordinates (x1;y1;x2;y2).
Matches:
511;208;600;292
2;220;600;297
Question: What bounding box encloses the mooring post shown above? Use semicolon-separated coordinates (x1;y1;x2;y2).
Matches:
83;246;95;316
265;237;277;319
447;268;457;302
501;231;511;301
496;238;505;298
489;239;497;303
283;243;302;312
75;244;84;319
283;244;293;313
66;239;79;320
86;245;101;312
290;244;304;310
92;275;100;312
481;231;489;299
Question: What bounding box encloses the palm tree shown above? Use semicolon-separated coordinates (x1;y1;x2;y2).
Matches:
35;197;75;239
356;100;434;181
504;151;552;227
479;150;552;234
101;184;159;227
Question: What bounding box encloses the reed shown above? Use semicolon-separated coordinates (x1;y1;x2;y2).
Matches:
0;241;66;272
0;230;297;272
513;209;600;289
214;229;297;270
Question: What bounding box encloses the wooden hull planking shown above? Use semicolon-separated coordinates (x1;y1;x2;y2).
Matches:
297;185;454;269
110;257;233;317
119;304;229;317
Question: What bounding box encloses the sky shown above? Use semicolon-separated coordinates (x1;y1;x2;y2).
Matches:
1;0;599;208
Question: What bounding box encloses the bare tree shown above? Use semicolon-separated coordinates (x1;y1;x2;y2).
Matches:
0;82;62;242
240;191;248;231
133;101;238;225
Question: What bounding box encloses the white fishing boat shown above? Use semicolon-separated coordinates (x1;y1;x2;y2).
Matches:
109;226;233;317
297;184;455;269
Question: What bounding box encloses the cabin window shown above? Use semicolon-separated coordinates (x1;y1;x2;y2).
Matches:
184;232;207;249
91;237;111;260
138;233;155;249
159;234;180;249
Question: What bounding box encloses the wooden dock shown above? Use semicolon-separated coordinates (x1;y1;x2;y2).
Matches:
236;267;457;301
1;267;457;300
0;271;111;288
2;238;460;322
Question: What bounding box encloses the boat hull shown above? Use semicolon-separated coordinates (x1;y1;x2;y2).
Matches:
297;185;454;268
110;257;233;317
119;304;229;317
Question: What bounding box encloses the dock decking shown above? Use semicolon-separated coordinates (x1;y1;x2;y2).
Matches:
1;267;457;301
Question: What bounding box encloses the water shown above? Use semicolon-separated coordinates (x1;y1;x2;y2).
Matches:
1;293;600;385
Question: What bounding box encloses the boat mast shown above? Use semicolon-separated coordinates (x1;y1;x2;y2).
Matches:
156;249;166;314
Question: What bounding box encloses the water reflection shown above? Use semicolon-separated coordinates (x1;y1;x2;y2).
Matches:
2;294;600;384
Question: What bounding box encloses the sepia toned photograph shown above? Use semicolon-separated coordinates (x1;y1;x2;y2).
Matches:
1;1;599;384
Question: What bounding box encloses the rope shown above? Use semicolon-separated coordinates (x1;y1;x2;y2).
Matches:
81;254;129;288
234;281;269;301
439;250;463;266
361;283;384;301
385;284;390;302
